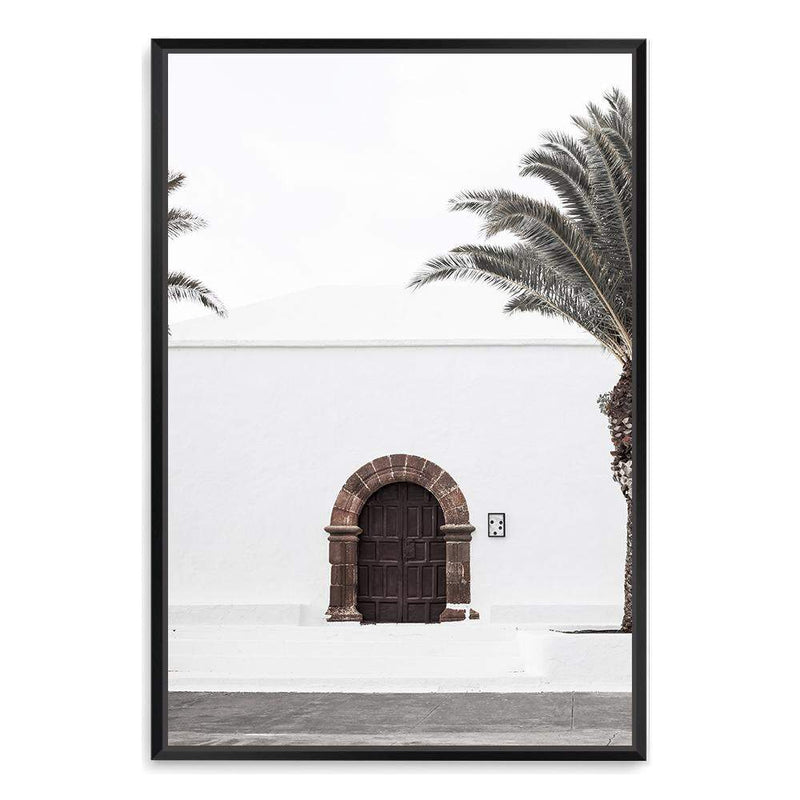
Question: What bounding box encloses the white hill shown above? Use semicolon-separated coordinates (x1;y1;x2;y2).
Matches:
169;283;595;344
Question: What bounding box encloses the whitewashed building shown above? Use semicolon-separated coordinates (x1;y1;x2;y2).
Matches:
168;284;630;691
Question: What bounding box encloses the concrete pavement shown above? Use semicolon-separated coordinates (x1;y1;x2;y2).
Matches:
168;691;631;747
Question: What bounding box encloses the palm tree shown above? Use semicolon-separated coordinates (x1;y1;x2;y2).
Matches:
410;89;634;632
167;171;227;320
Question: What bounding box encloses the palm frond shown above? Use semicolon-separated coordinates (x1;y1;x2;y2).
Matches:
453;190;629;345
519;146;599;234
410;245;628;360
578;123;633;274
168;207;207;239
416;91;635;361
540;131;590;171
167;271;227;317
167;170;186;194
603;88;632;141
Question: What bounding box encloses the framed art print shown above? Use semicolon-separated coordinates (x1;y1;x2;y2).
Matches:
151;38;647;760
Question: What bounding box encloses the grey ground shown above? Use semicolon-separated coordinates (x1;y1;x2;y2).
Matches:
168;692;631;747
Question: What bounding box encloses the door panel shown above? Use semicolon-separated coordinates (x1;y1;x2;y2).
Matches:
356;481;446;623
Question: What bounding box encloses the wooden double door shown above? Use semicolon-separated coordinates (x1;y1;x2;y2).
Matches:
356;481;446;623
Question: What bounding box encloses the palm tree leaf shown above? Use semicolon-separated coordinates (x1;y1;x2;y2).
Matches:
410;246;627;360
167;170;186;194
416;91;635;360
571;114;633;282
168;207;207;239
588;128;632;261
519;147;599;234
167;271;227;317
603;87;632;141
454;191;628;341
599;126;632;168
540;131;590;171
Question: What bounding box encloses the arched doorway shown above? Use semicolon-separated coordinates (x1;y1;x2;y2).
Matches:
324;454;477;623
357;482;446;624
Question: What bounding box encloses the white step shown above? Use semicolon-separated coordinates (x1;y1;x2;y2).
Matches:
169;654;526;678
168;675;553;693
166;624;632;693
169;638;520;659
168;623;517;642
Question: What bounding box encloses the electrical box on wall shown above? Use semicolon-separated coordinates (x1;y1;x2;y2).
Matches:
488;513;505;537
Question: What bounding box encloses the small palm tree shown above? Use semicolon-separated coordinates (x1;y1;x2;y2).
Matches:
167;171;227;320
410;89;634;632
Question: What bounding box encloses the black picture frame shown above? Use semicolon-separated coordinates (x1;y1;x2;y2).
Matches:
151;38;647;761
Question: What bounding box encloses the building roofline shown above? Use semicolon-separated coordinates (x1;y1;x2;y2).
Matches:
167;338;602;349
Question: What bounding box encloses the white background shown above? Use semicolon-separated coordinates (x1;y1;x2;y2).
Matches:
2;1;798;797
167;51;631;325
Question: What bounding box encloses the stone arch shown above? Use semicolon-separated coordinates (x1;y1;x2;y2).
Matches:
324;454;477;623
329;454;470;527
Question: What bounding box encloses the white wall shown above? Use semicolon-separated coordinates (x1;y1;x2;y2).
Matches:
168;342;624;621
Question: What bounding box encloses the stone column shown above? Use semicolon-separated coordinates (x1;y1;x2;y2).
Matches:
439;523;479;621
324;525;363;622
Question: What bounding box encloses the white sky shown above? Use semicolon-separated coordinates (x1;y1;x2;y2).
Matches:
168;52;632;333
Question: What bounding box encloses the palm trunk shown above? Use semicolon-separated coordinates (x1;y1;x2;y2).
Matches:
605;360;633;632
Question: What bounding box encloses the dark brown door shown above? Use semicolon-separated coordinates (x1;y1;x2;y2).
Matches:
356;482;446;623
